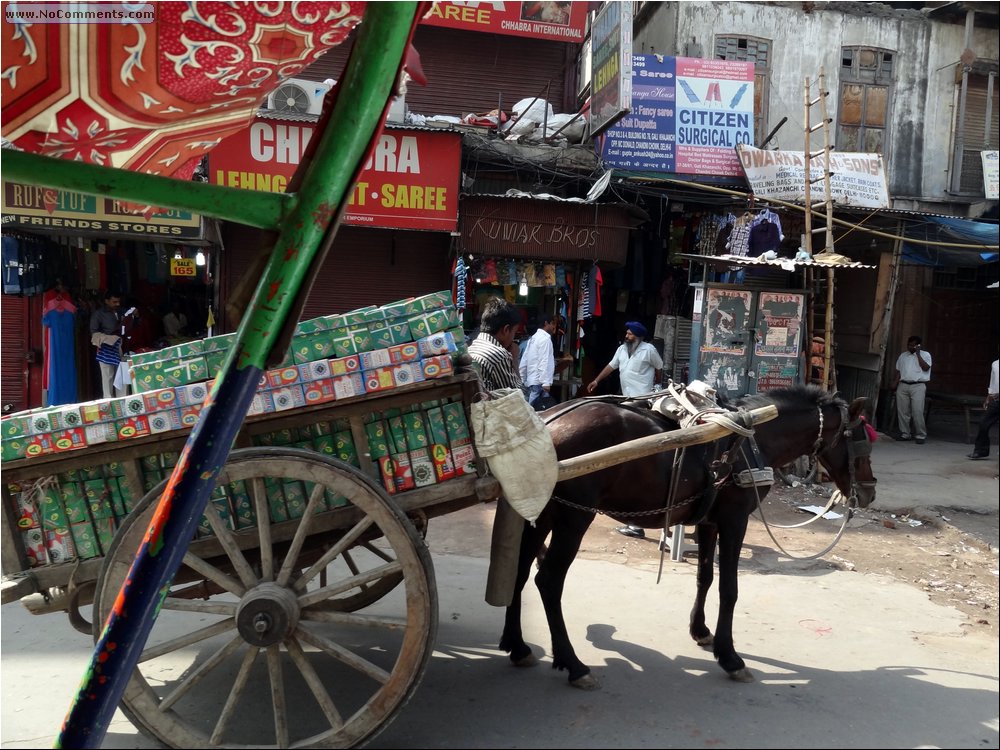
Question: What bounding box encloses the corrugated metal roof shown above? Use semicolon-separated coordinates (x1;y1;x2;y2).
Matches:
677;253;876;270
253;109;458;133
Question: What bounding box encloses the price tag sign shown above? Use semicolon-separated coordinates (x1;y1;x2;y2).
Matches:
170;258;197;277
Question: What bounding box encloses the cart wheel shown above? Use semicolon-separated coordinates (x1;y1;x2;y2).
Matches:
93;448;437;749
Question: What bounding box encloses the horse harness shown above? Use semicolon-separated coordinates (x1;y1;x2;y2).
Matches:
807;400;875;509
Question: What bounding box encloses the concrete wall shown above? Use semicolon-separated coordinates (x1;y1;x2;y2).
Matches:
633;1;998;209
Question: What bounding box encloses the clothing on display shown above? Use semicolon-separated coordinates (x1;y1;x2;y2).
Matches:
42;293;78;405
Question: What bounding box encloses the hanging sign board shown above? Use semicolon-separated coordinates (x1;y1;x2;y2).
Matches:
209;122;461;231
598;55;754;177
982;150;999;200
589;2;633;137
170;258;198;277
1;183;203;238
736;144;890;208
421;2;588;43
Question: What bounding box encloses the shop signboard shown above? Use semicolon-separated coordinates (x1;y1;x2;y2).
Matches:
982;150;999;200
589;1;632;137
599;55;754;177
1;183;203;239
209;123;461;232
421;1;588;43
736;144;890;208
169;258;198;277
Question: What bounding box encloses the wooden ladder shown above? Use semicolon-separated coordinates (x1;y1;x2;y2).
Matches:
802;67;837;392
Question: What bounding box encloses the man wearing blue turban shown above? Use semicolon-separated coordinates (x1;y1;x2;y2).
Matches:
586;321;663;398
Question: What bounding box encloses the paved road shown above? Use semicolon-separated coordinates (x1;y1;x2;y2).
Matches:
2;533;997;749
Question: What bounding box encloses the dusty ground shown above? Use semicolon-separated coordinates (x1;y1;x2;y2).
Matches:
573;481;1000;640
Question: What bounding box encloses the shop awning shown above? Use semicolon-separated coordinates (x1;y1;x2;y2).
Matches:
901;216;999;267
677;253;877;270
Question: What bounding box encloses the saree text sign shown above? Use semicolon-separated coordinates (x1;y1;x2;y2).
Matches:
737;145;890;208
210;123;462;231
422;2;587;42
599;55;753;177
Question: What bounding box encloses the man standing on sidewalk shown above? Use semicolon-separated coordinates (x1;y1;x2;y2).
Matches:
519;314;557;409
892;335;932;444
968;357;999;460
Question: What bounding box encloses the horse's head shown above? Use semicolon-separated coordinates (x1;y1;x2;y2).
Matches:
817;395;878;508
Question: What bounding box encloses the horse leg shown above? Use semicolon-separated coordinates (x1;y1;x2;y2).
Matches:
713;502;754;682
534;509;598;689
499;518;547;667
689;522;718;647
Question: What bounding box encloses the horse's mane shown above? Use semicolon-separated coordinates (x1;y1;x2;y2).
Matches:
723;384;844;414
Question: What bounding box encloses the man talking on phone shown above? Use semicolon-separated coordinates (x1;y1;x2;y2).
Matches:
892;335;932;444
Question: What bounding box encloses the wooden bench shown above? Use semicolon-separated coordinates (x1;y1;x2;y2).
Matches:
926;391;986;444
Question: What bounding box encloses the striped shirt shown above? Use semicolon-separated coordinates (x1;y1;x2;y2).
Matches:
468;333;525;393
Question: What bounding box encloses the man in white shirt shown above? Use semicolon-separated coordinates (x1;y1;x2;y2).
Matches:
892;334;932;444
969;358;999;460
519;314;557;407
587;321;663;398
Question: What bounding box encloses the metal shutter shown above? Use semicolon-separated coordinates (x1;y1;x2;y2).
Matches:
959;73;999;193
1;295;27;413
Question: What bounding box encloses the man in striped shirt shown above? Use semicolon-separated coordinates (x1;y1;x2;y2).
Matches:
468;296;525;394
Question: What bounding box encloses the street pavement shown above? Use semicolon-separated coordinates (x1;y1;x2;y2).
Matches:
1;419;996;749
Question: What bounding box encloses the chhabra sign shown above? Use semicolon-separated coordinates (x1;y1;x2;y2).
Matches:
422;1;588;42
209;121;462;231
598;55;755;177
736;144;890;208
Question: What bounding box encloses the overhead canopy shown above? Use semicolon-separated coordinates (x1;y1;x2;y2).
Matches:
1;3;365;182
902;216;999;267
676;253;876;270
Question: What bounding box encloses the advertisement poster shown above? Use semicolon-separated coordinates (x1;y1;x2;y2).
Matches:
755;356;801;392
982;150;999;200
600;55;753;177
754;292;804;358
589;1;632;136
700;352;747;399
701;288;752;353
737;144;890;208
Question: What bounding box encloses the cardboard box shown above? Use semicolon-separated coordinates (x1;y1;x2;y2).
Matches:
93;517;117;555
264;478;289;522
53;405;84;429
175;381;211;406
39;485;69;530
331;373;366;400
247;390;275;416
23;434;55;459
376;456;398;495
266;366;301;389
388;342;421;364
298;359;332;382
131;356;209;394
21;527;47;567
84;480;114;520
421;355;455;380
116;477;137;515
1;437;28;461
148;409;182;434
117;416;151;440
1;414;33;439
330;328;359;359
69;522;100;559
416;331;457;357
392;362;425;388
13;490;40;530
142;388;178;412
411;291;452;312
178;405;203;428
364;367;397;393
367;318;413;348
84;422;118;446
302;378;336;405
282;480;309;519
360;348;393;371
161;451;181;468
51;428;88;453
256;428;294;446
80;400;114;424
407;308;459;340
270;384;306;412
44;527;75;564
334;430;359;466
341;306;377;326
60;483;89;525
442;402;475;476
204;348;228;377
28;410;55;434
328;354;361;376
202;332;237;353
294;316;335;335
110;394;146;419
447;326;469;354
229;481;256;529
291;329;338;365
424;407;457;481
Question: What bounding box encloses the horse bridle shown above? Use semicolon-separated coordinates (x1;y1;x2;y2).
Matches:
810;402;876;508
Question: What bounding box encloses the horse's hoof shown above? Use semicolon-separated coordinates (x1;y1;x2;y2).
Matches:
569;673;600;690
511;653;539;668
695;634;713;648
727;667;755;683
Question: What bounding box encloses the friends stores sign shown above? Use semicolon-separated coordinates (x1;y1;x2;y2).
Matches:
209;121;462;231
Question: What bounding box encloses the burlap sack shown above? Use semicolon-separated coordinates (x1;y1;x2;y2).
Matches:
471;388;557;524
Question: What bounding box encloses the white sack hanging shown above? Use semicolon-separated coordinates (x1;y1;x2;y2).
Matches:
470;388;558;524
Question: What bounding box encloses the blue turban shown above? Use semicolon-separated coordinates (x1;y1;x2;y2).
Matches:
625;321;647;339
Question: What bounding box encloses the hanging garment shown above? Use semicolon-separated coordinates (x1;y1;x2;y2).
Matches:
452;256;467;311
589;263;603;317
748;220;782;256
555;264;566;288
524;262;540;287
577;270;591;320
725;215;753;258
482;258;498;284
42;305;78;405
542;263;557;287
504;260;519;286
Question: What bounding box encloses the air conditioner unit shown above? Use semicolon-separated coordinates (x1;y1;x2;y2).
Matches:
265;78;331;116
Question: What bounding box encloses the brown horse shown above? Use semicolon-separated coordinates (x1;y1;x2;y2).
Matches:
498;385;877;688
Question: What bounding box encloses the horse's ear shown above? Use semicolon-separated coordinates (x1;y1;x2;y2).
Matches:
848;396;868;419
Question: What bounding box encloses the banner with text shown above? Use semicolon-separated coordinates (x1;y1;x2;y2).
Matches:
209;122;462;231
982;150;999;200
737;144;890;208
422;1;587;43
599;55;754;177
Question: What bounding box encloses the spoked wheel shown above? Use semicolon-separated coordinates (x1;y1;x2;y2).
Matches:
775;454;818;487
93;448;437;749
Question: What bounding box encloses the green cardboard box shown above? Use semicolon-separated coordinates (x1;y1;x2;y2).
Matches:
39;485;69;530
70;521;101;559
264;478;289;523
291;329;339;365
202;332;237;353
283;480;308;519
295;316;335;335
93;517;117;555
364;420;390;459
2;414;33;439
334;431;359;466
229;480;256;529
84;480;114;520
132;357;209;394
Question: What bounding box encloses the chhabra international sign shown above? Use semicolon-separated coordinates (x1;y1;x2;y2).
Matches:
736;145;890;209
598;55;755;177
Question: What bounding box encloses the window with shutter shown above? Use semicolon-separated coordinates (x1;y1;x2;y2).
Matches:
952;72;999;194
714;35;770;147
837;46;894;155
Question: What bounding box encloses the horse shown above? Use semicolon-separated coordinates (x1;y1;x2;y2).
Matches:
498;384;877;689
